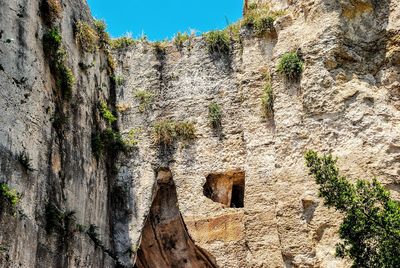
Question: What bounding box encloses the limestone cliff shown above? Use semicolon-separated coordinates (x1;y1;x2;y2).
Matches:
0;0;399;267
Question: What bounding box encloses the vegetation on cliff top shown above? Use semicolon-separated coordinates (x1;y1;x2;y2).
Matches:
305;150;400;267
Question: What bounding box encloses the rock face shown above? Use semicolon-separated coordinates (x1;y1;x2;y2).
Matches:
0;0;399;267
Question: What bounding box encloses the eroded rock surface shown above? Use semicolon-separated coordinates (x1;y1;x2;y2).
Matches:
135;171;216;268
0;0;399;267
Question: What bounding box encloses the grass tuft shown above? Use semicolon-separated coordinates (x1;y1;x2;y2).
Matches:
75;20;99;53
94;19;110;47
208;102;222;129
43;28;75;99
153;120;196;146
203;30;230;55
173;32;190;49
110;36;136;50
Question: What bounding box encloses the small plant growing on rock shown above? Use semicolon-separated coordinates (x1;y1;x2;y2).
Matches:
116;103;132;114
208;102;222;129
75;20;99;53
175;122;196;140
260;70;274;118
110;36;136;50
174;32;189;49
94;19;110;47
106;53;117;75
153;120;176;146
134;89;154;113
91;129;127;159
261;83;274;118
277;51;303;81
45;202;76;237
225;22;241;42
152;41;168;56
43;27;62;58
0;183;21;207
17;151;33;171
124;128;141;147
43;28;75;99
153;120;196;145
242;2;285;36
87;224;103;247
56;63;75;99
111;75;124;86
99;101;117;125
203;30;230;55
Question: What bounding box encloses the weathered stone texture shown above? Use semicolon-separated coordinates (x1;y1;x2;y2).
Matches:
0;0;399;267
114;0;400;267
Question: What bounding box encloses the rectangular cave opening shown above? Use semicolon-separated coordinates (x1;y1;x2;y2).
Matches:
231;183;244;208
203;170;245;208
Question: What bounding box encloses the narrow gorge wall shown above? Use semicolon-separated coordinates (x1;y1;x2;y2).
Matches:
0;0;119;267
1;0;400;267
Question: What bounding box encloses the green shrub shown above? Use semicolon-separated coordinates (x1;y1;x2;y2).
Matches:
203;30;230;55
174;32;189;49
110;36;136;50
43;28;62;58
153;120;196;145
17;151;33;171
277;51;303;80
305;151;400;267
75;20;99;53
208;102;222;128
134;89;154;113
99;101;117;125
0;183;21;207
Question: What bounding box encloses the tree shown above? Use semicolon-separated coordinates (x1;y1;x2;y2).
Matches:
304;150;400;268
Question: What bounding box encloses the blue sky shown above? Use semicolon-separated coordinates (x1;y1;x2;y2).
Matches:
87;0;243;40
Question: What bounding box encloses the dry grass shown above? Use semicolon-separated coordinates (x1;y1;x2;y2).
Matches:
75;20;99;53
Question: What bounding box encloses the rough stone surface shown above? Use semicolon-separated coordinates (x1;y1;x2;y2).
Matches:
1;0;400;267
